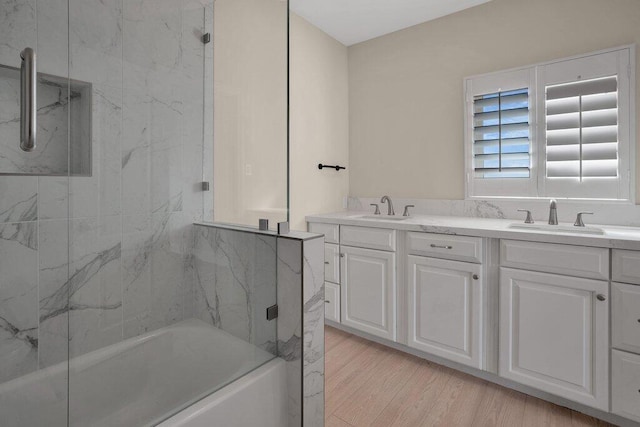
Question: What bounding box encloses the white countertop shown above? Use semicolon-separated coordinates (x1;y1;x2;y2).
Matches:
306;211;640;250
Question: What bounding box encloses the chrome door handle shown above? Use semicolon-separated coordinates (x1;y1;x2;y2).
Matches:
20;47;36;152
430;244;452;250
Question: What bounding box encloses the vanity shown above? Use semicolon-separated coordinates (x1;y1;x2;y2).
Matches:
308;211;640;426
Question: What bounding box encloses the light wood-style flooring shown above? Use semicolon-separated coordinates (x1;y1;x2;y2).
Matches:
325;326;616;427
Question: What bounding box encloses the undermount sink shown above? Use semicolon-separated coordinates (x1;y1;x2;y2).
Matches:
508;222;605;235
358;215;409;221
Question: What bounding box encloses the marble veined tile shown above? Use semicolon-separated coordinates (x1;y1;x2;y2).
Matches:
0;221;38;384
0;177;37;223
69;0;123;87
37;219;69;368
191;226;277;345
0;0;36;69
39;216;123;364
67;216;123;358
122;212;187;339
68;84;122;219
36;0;69;77
122;88;183;216
123;0;183;74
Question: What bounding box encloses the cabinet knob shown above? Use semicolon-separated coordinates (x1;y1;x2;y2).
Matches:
340;253;345;258
596;294;606;301
472;274;479;280
324;261;330;265
324;300;330;304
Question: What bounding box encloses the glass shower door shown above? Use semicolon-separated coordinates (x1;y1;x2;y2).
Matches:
0;1;72;426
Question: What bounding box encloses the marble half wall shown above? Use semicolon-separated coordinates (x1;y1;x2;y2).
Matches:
277;232;325;427
191;222;325;427
190;224;278;353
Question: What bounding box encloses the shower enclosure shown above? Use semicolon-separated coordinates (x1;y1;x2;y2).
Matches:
0;0;288;425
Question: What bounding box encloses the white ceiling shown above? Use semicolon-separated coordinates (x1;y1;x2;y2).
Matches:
289;0;492;46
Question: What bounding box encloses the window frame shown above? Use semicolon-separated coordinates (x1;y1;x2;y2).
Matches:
464;45;636;203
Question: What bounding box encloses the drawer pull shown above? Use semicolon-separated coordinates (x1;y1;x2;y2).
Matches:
430;244;453;250
324;300;331;304
324;261;330;265
596;294;606;301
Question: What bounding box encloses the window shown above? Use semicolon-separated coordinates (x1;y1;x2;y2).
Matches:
465;46;634;201
473;88;530;179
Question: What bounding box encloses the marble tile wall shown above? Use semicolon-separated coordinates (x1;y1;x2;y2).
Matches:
0;0;213;386
190;224;278;353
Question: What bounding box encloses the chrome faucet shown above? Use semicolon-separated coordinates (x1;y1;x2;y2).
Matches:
548;199;558;225
380;195;395;216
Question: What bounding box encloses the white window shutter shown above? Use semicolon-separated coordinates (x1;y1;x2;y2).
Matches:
545;76;618;179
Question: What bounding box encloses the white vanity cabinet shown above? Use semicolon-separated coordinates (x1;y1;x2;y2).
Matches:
307;217;640;422
499;241;610;411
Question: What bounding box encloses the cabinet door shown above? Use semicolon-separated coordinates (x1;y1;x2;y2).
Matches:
341;246;396;340
407;256;482;368
499;268;609;410
324;244;340;284
324;282;340;323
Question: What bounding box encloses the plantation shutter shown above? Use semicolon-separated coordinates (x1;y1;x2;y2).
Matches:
473;89;530;178
545;76;618;179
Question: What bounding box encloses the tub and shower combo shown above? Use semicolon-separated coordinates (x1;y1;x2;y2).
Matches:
0;0;311;425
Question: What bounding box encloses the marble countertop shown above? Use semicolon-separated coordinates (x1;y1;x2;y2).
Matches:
306;211;640;250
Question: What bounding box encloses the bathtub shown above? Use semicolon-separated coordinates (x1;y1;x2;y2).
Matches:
0;319;286;427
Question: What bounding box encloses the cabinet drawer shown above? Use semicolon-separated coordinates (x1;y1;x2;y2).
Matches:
408;232;482;263
324;244;340;284
612;349;640;422
324;282;340;323
612;282;640;354
341;226;396;251
613;250;640;285
500;240;609;280
308;222;339;244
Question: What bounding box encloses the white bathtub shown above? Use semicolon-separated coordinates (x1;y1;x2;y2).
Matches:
0;319;285;427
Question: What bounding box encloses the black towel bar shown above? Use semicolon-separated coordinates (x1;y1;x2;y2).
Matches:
318;163;346;171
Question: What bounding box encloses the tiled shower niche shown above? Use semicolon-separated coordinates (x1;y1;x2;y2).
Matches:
0;64;92;176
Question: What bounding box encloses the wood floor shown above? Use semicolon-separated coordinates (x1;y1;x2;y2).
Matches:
324;326;616;427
